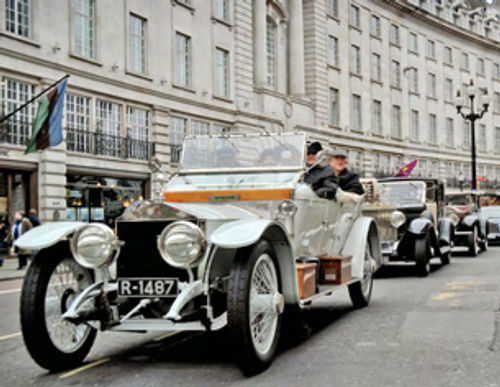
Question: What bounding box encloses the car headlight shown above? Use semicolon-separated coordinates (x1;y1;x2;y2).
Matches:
390;211;406;228
278;200;297;217
70;224;121;269
157;221;206;268
448;212;460;227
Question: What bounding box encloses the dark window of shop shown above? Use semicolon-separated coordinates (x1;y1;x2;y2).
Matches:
0;170;36;226
66;175;145;227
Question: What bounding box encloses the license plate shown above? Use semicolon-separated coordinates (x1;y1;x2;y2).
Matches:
118;278;179;298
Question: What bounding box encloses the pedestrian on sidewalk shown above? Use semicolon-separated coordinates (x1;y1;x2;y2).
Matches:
5;212;33;270
0;215;9;268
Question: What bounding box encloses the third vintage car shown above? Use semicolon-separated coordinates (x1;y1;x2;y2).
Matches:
15;132;384;375
363;177;454;276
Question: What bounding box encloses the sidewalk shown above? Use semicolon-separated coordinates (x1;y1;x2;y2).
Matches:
0;256;26;282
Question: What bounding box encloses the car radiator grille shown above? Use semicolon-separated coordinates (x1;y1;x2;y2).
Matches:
116;221;189;281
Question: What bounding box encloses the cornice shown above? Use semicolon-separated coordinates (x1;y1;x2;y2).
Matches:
382;0;500;51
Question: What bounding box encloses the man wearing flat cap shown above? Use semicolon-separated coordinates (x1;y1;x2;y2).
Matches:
304;141;338;199
328;148;364;195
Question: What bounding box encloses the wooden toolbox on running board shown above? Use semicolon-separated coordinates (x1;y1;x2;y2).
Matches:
296;262;317;298
319;256;352;285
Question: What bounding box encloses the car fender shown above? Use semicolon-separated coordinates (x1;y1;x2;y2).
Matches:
462;215;478;229
14;222;86;251
341;216;382;280
210;219;300;305
408;218;433;236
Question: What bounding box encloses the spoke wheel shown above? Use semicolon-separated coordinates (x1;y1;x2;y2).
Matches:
227;240;283;375
20;245;97;371
348;236;374;308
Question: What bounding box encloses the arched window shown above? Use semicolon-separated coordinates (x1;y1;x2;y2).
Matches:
266;17;277;88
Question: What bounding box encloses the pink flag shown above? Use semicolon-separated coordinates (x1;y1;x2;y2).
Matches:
396;160;418;177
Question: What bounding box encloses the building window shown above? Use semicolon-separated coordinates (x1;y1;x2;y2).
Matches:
129;14;146;74
191;120;209;136
479;124;486;152
446;117;454;147
493;63;500;79
65;93;91;152
350;5;360;29
327;0;337;16
408;68;418;93
391;60;400;88
175;32;191;87
1;77;36;145
350;45;360;75
460;52;469;71
266;17;276;88
329;88;339;126
408;32;418;53
495;92;500;113
214;47;229;98
445;78;453;101
427;73;436;98
428;113;437;144
96;100;122;157
495;127;500;152
127;107;149;160
5;0;30;38
73;0;94;58
390;24;400;46
391;105;401;138
372;100;382;135
351;94;362;131
213;0;228;21
370;15;380;37
410;109;419;142
328;35;338;67
170;117;187;163
463;121;470;149
426;39;435;59
444;46;453;65
371;53;381;81
477;58;485;76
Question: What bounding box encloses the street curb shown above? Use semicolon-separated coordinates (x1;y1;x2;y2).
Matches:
0;276;24;283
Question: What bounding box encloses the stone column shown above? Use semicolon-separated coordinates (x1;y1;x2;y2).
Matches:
288;0;305;95
150;105;171;199
253;0;267;87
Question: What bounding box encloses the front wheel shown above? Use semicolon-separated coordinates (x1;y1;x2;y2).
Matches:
348;237;374;308
227;240;284;375
20;246;97;371
415;237;431;277
467;227;479;257
479;234;488;253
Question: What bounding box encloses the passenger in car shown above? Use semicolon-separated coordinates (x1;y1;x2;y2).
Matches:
304;142;338;199
328;148;365;195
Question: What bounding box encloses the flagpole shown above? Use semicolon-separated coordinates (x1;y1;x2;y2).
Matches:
0;74;70;124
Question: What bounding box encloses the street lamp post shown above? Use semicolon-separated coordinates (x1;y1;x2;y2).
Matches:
455;79;490;191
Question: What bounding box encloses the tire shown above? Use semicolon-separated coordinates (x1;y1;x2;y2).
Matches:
440;251;450;265
415;237;431;277
348;236;374;308
20;246;97;371
467;226;479;257
479;235;488;253
227;240;283;375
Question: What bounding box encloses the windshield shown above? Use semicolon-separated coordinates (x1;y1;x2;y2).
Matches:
481;206;500;217
446;195;470;206
180;133;305;171
378;181;426;207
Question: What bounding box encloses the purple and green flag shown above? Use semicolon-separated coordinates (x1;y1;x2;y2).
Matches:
396;160;418;177
25;79;67;154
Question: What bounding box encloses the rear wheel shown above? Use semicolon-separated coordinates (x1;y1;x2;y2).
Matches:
348;237;374;308
467;226;479;257
479;234;488;253
227;240;284;375
20;248;96;371
415;237;431;277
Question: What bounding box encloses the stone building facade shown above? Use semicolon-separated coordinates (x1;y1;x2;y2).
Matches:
1;0;500;224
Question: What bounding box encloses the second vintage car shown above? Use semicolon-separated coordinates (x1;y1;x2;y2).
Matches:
15;132;383;375
363;177;454;276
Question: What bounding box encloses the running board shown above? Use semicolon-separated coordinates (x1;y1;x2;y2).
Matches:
299;279;360;307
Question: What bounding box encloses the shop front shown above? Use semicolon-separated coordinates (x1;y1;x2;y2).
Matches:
66;175;148;226
0;169;37;225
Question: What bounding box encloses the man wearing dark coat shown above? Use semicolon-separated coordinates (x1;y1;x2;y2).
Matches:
304;142;339;199
328;149;364;195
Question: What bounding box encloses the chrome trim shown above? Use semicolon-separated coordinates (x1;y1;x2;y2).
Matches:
164;280;203;321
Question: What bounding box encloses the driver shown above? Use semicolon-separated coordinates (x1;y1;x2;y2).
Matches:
304;142;338;199
328;148;364;195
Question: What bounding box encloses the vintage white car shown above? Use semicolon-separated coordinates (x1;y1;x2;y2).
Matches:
16;132;382;375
